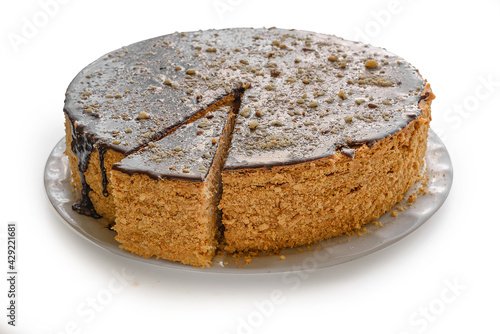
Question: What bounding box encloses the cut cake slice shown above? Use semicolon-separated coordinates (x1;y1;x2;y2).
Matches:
111;106;236;267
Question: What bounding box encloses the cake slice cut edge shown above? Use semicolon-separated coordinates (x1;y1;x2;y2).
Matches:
110;105;238;268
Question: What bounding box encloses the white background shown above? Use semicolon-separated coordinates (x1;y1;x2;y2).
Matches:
1;0;499;333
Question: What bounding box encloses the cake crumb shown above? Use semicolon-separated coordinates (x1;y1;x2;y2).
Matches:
365;59;379;68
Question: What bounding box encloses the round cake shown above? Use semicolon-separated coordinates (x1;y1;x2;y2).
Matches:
63;27;434;267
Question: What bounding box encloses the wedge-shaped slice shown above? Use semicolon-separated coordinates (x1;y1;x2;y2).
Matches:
111;106;236;267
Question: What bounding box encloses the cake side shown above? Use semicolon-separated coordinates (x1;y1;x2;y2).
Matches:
111;175;211;266
219;85;434;252
111;106;237;267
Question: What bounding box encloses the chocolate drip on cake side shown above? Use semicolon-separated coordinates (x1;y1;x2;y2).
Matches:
67;116;101;219
96;145;109;197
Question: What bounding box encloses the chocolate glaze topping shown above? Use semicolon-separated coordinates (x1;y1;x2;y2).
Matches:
96;144;109;197
113;106;232;181
64;27;428;216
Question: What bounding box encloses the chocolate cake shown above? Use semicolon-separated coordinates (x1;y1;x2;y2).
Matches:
63;27;434;267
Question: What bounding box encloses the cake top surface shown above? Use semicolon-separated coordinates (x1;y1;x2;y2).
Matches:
221;29;425;168
63;28;246;154
113;106;232;181
65;27;426;169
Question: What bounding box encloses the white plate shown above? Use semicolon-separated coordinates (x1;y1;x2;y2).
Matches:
44;129;452;274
